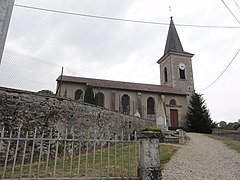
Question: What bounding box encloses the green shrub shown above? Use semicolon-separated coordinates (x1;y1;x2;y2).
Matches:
140;126;165;142
37;89;54;96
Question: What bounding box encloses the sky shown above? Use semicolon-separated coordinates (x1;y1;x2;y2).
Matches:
1;0;240;123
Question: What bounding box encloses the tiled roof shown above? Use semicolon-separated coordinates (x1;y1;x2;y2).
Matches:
57;75;187;95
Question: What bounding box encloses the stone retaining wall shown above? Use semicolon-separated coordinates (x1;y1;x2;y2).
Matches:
212;128;240;141
0;87;155;138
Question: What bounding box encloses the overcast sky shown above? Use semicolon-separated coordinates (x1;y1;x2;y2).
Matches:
1;0;240;123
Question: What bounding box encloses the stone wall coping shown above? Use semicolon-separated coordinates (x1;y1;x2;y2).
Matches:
213;128;240;134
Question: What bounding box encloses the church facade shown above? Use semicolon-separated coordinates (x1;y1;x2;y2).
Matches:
56;18;195;129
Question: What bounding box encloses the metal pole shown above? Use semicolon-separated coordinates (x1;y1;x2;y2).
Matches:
59;67;64;96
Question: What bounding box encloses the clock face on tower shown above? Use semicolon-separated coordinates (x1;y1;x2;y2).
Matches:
179;63;185;70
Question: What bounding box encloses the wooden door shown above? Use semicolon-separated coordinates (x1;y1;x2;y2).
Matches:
170;109;179;128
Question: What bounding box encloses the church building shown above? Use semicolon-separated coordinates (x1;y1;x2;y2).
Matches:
56;17;195;129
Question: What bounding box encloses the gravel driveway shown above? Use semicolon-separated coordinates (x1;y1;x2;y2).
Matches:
162;133;240;180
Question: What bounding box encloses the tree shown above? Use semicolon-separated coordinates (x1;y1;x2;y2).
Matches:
219;121;227;129
218;121;240;130
187;92;216;134
37;89;54;96
232;122;240;130
226;122;240;130
84;85;95;105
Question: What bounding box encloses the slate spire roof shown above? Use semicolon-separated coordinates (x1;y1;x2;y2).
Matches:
164;17;184;55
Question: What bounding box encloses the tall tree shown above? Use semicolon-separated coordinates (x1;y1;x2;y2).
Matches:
187;92;216;134
84;85;95;105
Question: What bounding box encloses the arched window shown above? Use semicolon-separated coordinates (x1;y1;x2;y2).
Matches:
95;92;104;107
121;94;130;115
170;99;177;106
74;89;83;100
147;97;155;115
164;67;168;82
179;69;186;79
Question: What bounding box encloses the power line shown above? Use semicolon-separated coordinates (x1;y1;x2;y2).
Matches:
233;0;240;12
14;4;240;29
198;1;240;91
221;0;240;24
197;48;240;91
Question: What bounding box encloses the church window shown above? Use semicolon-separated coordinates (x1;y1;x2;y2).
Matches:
121;94;130;115
147;97;155;115
164;67;168;82
170;99;177;106
74;89;83;100
179;69;186;79
95;92;104;107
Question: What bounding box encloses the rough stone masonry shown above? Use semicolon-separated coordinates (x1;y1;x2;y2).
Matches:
0;87;154;138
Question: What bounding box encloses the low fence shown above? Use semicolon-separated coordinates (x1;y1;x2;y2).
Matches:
0;126;140;180
212;128;240;141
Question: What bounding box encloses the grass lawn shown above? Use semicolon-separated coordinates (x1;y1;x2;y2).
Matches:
207;134;240;154
0;143;178;178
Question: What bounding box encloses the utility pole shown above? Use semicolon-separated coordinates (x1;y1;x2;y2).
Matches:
59;67;64;96
0;0;15;64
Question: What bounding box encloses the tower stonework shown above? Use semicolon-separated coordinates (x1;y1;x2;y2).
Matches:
157;17;195;95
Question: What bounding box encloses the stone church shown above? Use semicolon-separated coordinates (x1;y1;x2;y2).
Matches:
56;17;195;129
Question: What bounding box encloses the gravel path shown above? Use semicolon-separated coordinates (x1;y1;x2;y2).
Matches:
162;133;240;180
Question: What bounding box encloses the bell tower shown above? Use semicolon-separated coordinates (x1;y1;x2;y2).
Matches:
157;17;195;94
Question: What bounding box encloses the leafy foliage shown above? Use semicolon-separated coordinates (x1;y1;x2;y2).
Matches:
140;126;165;141
140;126;162;132
187;93;216;134
218;121;240;130
219;121;227;129
37;89;54;96
84;85;95;104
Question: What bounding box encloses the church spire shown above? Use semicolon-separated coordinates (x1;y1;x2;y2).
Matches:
164;17;184;55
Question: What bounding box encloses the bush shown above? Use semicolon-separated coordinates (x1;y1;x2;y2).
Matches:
140;126;165;142
37;89;54;96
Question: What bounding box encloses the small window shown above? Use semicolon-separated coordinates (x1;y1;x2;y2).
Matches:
164;67;168;82
170;99;177;106
179;69;186;79
147;97;155;115
74;89;83;100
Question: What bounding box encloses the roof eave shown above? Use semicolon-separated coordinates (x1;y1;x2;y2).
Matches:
157;51;194;64
56;75;188;96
